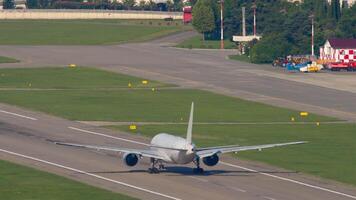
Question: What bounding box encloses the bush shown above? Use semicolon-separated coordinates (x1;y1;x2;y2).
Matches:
250;33;290;63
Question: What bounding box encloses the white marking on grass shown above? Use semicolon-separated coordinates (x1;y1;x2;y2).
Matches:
0;148;181;200
0;110;37;121
220;161;356;199
68;127;149;146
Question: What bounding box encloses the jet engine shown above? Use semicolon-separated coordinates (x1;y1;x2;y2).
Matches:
122;153;139;167
202;154;219;166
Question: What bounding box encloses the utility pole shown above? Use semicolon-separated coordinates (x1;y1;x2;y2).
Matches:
220;0;224;49
252;2;257;36
310;14;315;57
242;7;246;36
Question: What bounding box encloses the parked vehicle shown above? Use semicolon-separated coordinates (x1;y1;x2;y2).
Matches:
299;62;323;73
272;57;288;67
327;62;350;71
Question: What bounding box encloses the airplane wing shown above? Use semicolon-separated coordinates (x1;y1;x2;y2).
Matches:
55;142;167;160
196;141;307;158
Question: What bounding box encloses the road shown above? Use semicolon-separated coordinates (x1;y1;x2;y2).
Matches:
1;31;356;121
1;31;356;199
1;103;356;200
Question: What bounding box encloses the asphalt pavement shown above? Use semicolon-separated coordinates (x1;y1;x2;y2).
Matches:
1;103;356;200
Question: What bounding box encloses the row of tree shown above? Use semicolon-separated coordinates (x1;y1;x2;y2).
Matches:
192;0;356;63
3;0;184;11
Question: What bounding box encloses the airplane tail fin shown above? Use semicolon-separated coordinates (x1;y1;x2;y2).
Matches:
186;102;194;144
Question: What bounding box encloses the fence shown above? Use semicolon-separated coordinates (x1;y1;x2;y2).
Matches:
0;9;183;20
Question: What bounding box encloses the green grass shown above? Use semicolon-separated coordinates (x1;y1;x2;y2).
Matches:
229;54;251;63
0;68;332;122
112;123;356;186
0;159;137;200
0;20;191;45
177;35;236;49
0;67;170;89
0;56;19;63
1;67;354;186
0;88;332;122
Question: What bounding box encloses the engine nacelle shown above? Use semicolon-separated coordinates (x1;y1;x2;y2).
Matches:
202;154;219;166
122;153;139;167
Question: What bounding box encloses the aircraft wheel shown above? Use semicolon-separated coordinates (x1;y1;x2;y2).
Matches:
193;168;204;174
148;168;160;174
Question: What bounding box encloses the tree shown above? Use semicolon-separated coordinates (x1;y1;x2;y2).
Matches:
26;0;38;8
123;0;135;10
192;0;216;40
173;0;183;11
166;0;173;11
250;33;290;63
147;0;157;10
330;0;341;21
3;0;15;9
138;0;146;10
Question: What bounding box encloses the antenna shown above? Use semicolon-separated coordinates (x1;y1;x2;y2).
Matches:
186;102;194;144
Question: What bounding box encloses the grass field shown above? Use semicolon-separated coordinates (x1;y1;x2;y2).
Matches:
0;20;190;45
1;67;355;186
229;54;251;63
0;159;137;200
176;35;236;49
0;68;331;122
0;67;170;89
0;56;19;63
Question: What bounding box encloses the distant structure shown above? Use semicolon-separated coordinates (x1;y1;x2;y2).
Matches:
328;0;356;7
232;6;261;54
0;0;26;9
182;0;192;23
286;0;355;7
320;38;356;63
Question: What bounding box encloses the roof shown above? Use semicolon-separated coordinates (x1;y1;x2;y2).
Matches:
328;38;356;49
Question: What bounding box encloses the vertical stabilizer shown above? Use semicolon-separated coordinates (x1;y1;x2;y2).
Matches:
186;102;194;144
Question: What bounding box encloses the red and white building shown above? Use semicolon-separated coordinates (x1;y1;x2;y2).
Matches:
320;38;356;63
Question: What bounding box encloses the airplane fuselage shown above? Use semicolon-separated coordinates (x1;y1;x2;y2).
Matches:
150;133;196;164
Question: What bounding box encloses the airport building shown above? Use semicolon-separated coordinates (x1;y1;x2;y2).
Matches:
320;38;356;63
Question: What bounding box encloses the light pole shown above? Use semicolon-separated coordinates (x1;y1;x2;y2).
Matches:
220;0;224;49
309;14;315;57
252;2;256;36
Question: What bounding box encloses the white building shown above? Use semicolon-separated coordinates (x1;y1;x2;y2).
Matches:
328;0;356;7
320;39;356;63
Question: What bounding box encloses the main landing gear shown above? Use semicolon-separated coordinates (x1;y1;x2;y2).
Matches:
193;157;204;174
148;158;165;174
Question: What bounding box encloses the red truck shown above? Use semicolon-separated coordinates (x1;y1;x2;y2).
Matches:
327;62;356;71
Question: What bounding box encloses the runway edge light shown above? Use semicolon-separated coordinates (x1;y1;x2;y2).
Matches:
142;80;149;85
129;124;137;130
300;112;309;117
68;64;77;68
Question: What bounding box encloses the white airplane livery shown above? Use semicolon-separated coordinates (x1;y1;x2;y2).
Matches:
56;102;307;173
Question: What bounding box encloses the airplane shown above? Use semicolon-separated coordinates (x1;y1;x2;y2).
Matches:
55;102;307;174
